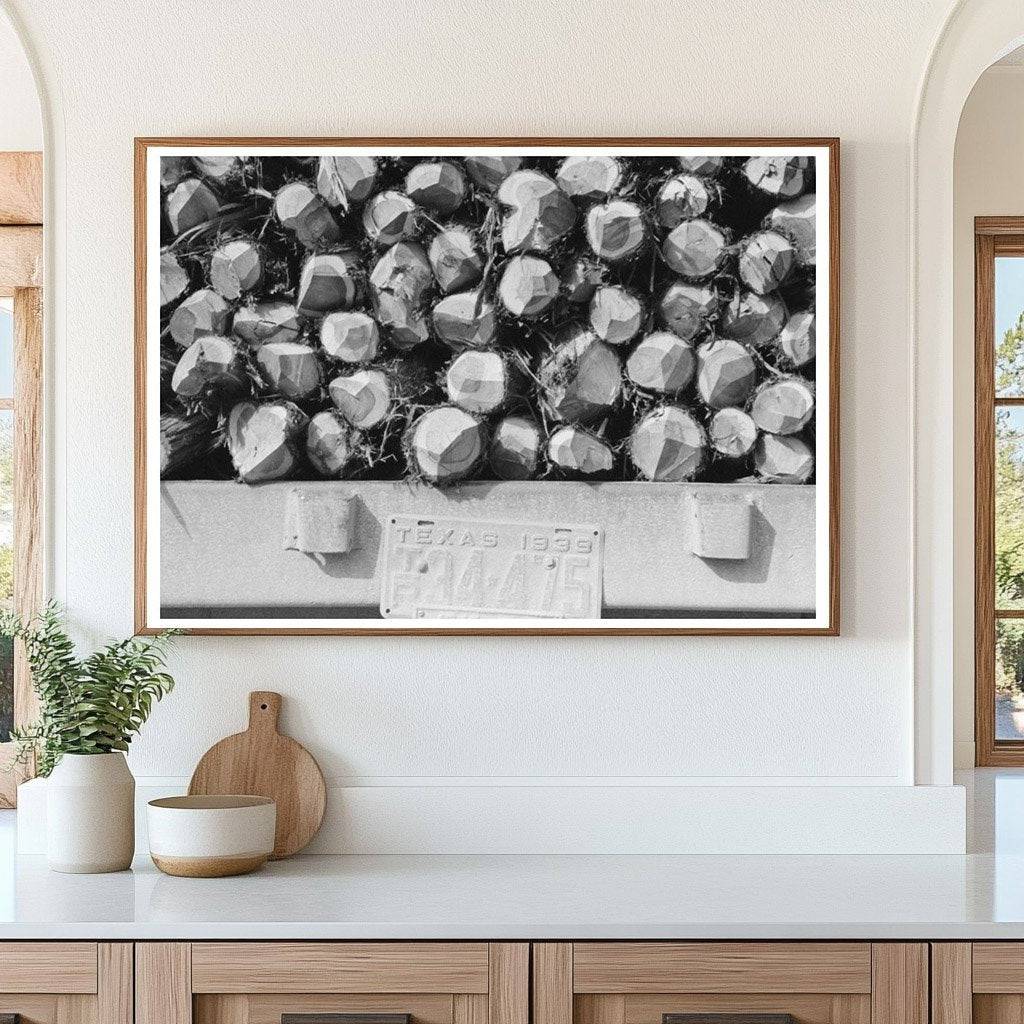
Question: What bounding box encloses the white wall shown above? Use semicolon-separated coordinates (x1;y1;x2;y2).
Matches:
952;64;1024;767
0;8;40;150
0;0;973;851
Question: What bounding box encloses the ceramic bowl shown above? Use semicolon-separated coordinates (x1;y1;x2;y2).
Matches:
147;795;276;877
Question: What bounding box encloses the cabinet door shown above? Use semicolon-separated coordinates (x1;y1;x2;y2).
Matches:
0;943;132;1024
937;943;1024;1024
137;943;528;1024
534;944;927;1024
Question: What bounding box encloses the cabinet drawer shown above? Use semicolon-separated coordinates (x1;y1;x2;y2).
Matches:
139;943;528;1024
0;942;98;993
534;944;926;1024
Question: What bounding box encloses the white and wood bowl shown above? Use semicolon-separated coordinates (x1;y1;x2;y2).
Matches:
147;795;276;877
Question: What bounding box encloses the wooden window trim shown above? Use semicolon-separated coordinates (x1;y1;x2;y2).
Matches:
0;151;43;807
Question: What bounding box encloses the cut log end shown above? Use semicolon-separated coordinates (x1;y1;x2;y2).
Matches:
160;253;191;307
405;161;467;214
320;310;381;364
676;155;724;177
754;433;815;483
749;377;815;435
738;230;797;295
489;416;542;480
497;255;559;319
630;406;706;481
166;178;220;236
428;227;483;294
446;350;514;414
369;242;434;349
655;173;714;228
768;192;816;266
547;426;615;476
274;181;341;250
744;156;811;199
626;332;696;395
297;252;362;317
709;407;759;458
556;155;623;201
539;328;622;424
658;280;719;341
589;286;644;345
227;401;309;483
169;288;231;348
329;369;393;430
306;410;358;478
662;218;728;280
720;290;787;348
232;301;301;349
432;291;497;350
406;406;486;485
498;170;576;254
696;338;757;410
210;238;262;300
316;155;378;210
586;200;647;262
464;155;523;192
170;336;244;401
257;342;323;400
778;311;816;367
363;190;419;246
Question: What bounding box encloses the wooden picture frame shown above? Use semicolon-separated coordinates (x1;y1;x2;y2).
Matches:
136;137;840;636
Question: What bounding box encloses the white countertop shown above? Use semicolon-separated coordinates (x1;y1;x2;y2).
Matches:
0;769;1021;941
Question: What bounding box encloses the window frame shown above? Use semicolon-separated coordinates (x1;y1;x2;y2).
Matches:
975;217;1024;765
0;151;43;806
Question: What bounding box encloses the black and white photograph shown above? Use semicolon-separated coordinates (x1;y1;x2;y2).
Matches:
138;140;838;634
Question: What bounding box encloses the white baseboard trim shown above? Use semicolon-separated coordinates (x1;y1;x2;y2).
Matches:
16;778;967;856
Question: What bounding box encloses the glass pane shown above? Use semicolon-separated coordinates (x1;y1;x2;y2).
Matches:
998;619;1024;740
0;409;12;742
996;407;1024;608
997;257;1024;396
0;300;13;399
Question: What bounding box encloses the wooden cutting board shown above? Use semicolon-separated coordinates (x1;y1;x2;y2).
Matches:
188;691;326;859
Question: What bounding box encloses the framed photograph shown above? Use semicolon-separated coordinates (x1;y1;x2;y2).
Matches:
135;137;839;635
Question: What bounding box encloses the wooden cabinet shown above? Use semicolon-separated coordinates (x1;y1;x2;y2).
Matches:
931;943;1024;1024
136;943;528;1024
532;944;928;1024
0;943;132;1024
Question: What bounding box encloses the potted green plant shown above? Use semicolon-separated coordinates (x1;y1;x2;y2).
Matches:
2;603;178;873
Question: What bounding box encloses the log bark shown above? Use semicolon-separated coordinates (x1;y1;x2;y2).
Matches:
737;230;796;295
662;218;728;279
405;161;467;214
497;255;559;318
720;288;787;347
296;251;362;316
547;425;615;476
257;341;323;400
767;192;816;265
369;241;434;349
233;300;301;348
489;415;543;480
655;173;715;228
160;252;190;307
778;310;815;367
169;288;232;348
209;237;262;299
560;257;605;304
708;406;759;458
166;178;220;235
445;349;518;414
274;181;342;249
329;368;393;429
171;336;246;401
362;190;420;246
556;155;623;201
696;338;757;409
589;285;644;345
428;226;483;294
464;155;523;192
316;155;378;211
626;331;696;395
320;310;380;363
432;290;498;350
306;409;358;478
406;406;486;485
227;400;309;483
498;170;576;253
749;377;815;435
160;412;219;477
743;156;811;199
586;199;647;262
538;327;622;424
629;406;706;481
658;279;719;341
754;432;814;482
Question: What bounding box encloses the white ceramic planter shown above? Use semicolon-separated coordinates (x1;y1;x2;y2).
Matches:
46;752;135;873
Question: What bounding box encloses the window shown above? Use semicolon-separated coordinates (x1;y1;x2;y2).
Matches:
975;220;1024;764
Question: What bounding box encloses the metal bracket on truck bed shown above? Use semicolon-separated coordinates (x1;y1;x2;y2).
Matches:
283;488;356;555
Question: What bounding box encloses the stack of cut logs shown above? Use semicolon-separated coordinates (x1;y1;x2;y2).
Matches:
159;152;818;486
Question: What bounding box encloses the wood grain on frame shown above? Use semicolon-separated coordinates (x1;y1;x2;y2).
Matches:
135;137;841;637
0;152;42;226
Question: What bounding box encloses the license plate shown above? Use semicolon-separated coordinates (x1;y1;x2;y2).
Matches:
380;514;604;619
